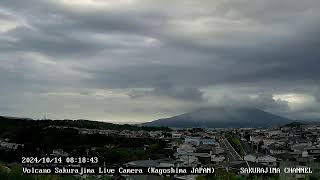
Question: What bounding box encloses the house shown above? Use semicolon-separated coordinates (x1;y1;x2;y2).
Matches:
211;155;225;164
243;154;277;167
196;145;214;153
172;133;182;139
266;130;283;138
289;150;316;164
51;149;69;157
212;146;224;155
0;140;23;150
306;146;320;161
176;155;199;167
185;137;201;146
176;144;196;156
200;138;216;146
148;131;162;138
256;155;277;167
267;143;287;155
194;153;211;164
244;154;257;162
291;142;313;152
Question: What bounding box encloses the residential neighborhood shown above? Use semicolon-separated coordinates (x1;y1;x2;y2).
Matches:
2;121;320;179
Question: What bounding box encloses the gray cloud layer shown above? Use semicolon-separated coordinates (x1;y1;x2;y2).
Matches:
0;0;320;122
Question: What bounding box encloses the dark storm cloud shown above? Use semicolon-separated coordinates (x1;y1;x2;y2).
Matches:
3;27;106;56
129;86;205;102
0;0;166;57
0;0;320;121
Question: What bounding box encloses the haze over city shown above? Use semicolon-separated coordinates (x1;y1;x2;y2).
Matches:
0;0;320;123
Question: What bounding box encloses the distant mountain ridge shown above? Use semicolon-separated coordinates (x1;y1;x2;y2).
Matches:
0;116;170;132
142;107;292;128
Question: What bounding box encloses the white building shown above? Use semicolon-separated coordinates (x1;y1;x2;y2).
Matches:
211;155;225;163
256;155;277;167
244;154;257;162
172;133;182;139
185;137;201;146
176;144;196;156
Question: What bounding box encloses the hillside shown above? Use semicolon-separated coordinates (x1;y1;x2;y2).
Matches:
0;116;170;138
142;107;292;128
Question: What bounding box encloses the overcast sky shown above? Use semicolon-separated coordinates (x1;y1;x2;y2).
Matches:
0;0;320;123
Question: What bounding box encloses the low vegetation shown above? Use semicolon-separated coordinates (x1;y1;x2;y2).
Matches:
225;133;246;156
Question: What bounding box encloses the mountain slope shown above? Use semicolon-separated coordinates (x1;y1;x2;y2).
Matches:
142;107;292;128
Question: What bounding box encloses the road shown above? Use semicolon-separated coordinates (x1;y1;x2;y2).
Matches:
218;136;242;161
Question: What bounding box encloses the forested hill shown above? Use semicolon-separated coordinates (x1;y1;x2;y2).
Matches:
0;116;172;165
0;116;170;134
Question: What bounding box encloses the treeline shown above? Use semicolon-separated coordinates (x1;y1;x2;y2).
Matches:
0;116;170;139
10;126;166;149
11;127;159;147
0;116;173;164
0;126;171;164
